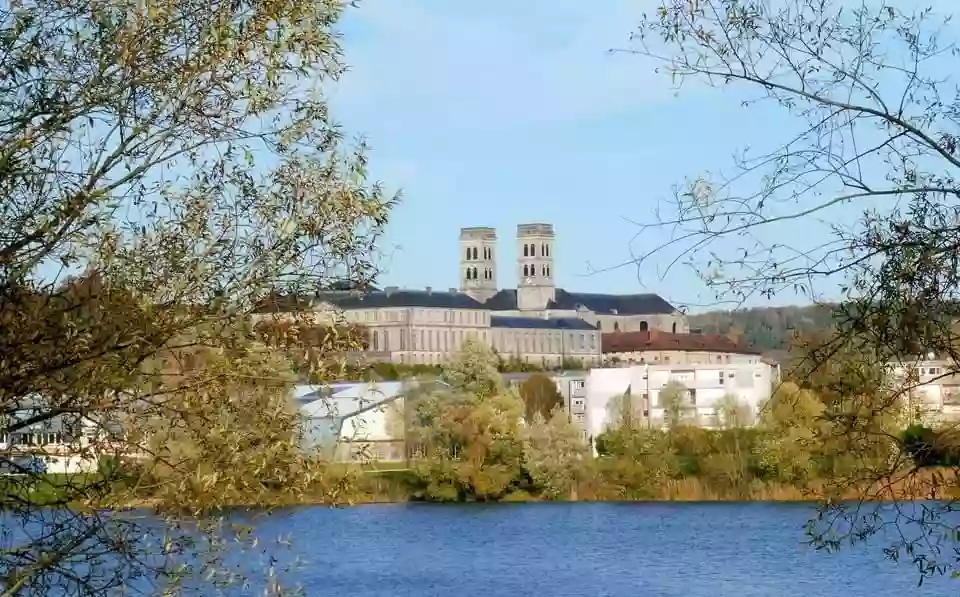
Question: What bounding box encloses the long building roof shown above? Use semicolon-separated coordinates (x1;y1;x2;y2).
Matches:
256;288;678;316
601;330;763;355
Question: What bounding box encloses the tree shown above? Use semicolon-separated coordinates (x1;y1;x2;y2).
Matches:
754;382;825;484
715;393;752;429
633;0;956;576
605;386;644;430
659;381;693;428
518;373;564;423
0;0;395;592
522;408;588;500
407;341;525;501
408;390;525;502
440;338;503;401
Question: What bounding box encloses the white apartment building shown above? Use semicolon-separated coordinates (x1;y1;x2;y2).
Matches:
584;362;776;441
884;357;960;423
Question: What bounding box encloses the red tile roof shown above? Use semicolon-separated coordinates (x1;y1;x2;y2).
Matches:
601;330;763;355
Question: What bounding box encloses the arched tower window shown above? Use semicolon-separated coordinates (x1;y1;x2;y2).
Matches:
523;264;529;276
465;268;472;280
597;321;602;331
541;243;545;256
546;266;551;277
523;244;529;257
530;267;536;277
672;322;677;334
546;244;550;257
639;321;649;332
472;247;478;260
465;247;471;260
471;266;478;280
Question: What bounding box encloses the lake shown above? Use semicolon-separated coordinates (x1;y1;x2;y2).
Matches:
243;502;955;596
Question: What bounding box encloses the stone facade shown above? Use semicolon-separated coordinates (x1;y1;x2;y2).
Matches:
255;222;690;365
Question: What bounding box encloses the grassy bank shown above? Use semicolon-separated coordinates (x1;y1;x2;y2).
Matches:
349;465;960;505
8;464;958;511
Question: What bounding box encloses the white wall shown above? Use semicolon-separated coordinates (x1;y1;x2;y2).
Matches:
585;367;645;441
337;398;404;443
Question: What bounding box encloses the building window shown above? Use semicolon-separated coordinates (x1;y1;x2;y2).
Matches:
614;321;620;332
465;247;471;260
523;244;529;257
523;264;529;276
465;268;472;280
596;320;602;331
639;321;649;332
530;267;536;277
672;322;677;334
372;331;379;351
382;330;389;352
471;266;478;280
545;244;550;257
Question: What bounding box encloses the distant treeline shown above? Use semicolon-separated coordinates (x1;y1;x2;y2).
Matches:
688;304;838;355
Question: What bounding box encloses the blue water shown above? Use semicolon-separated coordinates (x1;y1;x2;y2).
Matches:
244;502;956;596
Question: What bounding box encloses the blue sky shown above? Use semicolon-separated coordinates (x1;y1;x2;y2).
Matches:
328;0;864;311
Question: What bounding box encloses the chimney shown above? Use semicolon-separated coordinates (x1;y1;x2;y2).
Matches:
384;286;398;297
425;286;433;295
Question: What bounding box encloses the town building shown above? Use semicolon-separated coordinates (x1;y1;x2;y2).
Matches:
1;397;114;475
256;223;688;366
600;329;768;367
584;362;776;442
885;357;960;424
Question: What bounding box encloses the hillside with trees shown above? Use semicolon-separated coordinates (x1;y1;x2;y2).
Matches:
688;304;838;356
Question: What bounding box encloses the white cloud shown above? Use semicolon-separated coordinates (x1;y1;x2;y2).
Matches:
333;0;670;133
